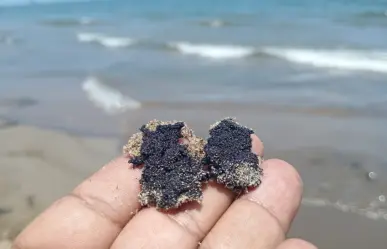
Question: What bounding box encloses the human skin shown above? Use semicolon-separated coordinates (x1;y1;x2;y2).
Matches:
12;135;317;249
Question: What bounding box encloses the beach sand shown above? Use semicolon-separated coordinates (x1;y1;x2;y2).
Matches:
0;110;387;248
0;240;11;249
0;121;118;242
290;205;387;249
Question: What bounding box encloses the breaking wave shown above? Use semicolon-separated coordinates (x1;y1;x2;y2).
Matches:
81;77;141;114
302;197;387;221
168;42;387;73
0;0;97;7
262;47;387;73
168;42;256;59
77;32;135;48
74;34;387;73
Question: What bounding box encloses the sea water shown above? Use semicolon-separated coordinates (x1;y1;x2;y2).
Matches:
1;0;387;115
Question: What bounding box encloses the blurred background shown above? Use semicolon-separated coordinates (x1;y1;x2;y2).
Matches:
1;0;387;248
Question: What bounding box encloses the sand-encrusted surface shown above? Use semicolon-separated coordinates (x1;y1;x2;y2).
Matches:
122;132;142;157
125;120;206;210
124;118;264;209
204;118;263;192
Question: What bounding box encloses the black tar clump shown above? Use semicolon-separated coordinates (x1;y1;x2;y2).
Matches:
129;121;205;210
203;118;263;192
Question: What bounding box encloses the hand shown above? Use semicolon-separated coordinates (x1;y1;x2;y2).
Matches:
12;135;317;249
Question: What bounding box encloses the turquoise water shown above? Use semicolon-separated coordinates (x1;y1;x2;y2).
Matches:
1;0;387;127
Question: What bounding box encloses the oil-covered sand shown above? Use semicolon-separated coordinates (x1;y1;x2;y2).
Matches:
124;118;263;210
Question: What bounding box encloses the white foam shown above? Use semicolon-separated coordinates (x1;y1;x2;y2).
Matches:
262;47;387;73
0;0;92;7
81;77;141;114
169;42;255;59
208;19;226;27
302;197;387;221
76;32;135;48
77;32;102;42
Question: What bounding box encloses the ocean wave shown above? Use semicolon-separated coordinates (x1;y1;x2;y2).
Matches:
354;10;387;20
302;197;387;221
77;32;135;48
0;0;97;7
167;42;387;73
0;34;16;45
198;19;232;28
40;17;98;27
74;35;387;73
337;10;387;27
81;77;141;114
262;47;387;73
168;42;256;59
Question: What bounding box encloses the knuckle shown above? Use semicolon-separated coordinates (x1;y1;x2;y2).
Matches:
267;158;303;190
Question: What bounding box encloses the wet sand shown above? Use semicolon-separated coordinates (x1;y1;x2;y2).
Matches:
0;104;387;248
290;205;387;249
0;240;11;249
0;122;118;240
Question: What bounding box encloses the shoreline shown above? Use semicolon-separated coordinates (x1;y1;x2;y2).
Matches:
3;102;387;146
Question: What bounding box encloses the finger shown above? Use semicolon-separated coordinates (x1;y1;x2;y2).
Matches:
110;135;264;249
201;159;303;249
276;239;318;249
13;156;142;249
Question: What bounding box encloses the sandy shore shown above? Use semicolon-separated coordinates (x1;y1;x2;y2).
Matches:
290;205;387;249
0;240;11;249
1;118;387;248
0;122;118;241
